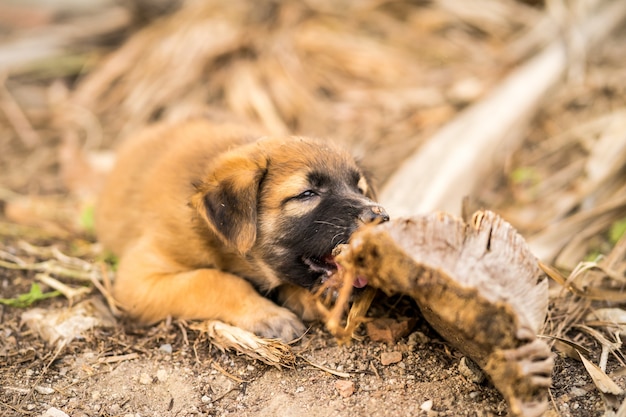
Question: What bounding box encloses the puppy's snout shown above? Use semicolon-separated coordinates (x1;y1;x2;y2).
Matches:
359;204;390;224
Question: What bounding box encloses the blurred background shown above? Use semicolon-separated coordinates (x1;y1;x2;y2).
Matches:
0;0;624;268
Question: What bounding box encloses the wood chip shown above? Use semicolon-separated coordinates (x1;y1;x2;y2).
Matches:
366;318;415;343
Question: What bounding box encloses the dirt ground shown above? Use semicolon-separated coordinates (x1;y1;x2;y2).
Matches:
1;1;626;417
1;269;618;417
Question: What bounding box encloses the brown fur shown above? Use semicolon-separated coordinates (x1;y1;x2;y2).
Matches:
96;119;387;341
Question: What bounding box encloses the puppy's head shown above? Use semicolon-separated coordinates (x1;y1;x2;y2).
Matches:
192;136;388;290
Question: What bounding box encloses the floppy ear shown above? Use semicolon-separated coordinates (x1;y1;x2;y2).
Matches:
191;146;267;254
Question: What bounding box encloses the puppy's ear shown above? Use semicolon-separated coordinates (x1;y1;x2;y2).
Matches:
191;146;267;254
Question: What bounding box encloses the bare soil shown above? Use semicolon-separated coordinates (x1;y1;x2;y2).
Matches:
0;256;619;417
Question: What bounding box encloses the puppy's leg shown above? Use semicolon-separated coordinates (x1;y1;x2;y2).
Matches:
114;241;306;342
276;284;324;322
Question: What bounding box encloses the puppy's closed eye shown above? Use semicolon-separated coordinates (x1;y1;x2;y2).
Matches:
295;190;318;200
282;190;319;206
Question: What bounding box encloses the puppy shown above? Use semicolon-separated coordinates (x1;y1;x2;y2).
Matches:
96;119;389;341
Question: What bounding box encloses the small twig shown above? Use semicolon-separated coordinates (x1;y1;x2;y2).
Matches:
297;355;351;378
0;74;40;148
98;353;140;364
177;320;189;346
369;361;380;379
92;263;122;316
0;249;26;265
36;273;91;303
0;400;30;416
547;388;563;417
0;258;94;281
211;361;249;384
212;385;240;403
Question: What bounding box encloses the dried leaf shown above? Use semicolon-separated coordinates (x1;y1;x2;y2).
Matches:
540;261;626;302
191;320;295;369
578;352;624;396
586;308;626;337
21;298;116;346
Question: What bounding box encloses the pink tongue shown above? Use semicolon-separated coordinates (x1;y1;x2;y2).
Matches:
353;276;368;288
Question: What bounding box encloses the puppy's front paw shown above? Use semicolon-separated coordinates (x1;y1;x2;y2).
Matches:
237;303;306;343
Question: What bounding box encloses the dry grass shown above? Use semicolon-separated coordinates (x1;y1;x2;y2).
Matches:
65;0;543;185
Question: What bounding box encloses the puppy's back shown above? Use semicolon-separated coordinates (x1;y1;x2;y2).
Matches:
95;120;255;256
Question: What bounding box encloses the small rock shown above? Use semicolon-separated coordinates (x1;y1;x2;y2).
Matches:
201;395;211;403
570;387;587;397
458;357;485;384
407;331;430;346
139;373;152;385
159;343;173;354
335;380;355;398
156;369;168;382
295;386;305;393
380;351;402;366
35;386;55;395
420;399;433;411
39;407;69;417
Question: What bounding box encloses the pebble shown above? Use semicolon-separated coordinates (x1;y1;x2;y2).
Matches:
159;344;173;354
407;331;430;347
35;386;55;395
380;351;402;366
156;369;168;382
39;407;69;417
201;395;211;403
420;399;433;411
139;373;152;385
458;357;485;384
335;380;355;398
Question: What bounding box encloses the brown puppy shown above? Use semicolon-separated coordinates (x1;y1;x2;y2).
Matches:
96;119;388;341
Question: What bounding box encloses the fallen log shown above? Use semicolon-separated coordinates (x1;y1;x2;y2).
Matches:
331;211;553;417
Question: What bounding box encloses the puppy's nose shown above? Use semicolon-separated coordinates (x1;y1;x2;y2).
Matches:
359;204;390;224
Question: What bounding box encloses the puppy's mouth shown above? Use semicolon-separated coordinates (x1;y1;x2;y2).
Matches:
302;254;368;288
